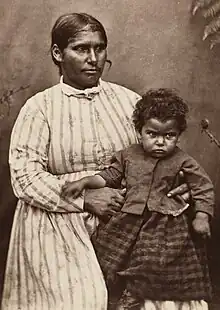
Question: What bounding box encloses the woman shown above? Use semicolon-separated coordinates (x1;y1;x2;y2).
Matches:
1;12;194;310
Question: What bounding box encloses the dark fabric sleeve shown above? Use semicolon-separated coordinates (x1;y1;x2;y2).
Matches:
181;156;215;217
97;150;125;189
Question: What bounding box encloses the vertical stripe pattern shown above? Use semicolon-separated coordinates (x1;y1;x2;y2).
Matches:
1;80;140;310
140;300;208;310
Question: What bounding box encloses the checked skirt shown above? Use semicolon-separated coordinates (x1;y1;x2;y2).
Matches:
92;211;212;302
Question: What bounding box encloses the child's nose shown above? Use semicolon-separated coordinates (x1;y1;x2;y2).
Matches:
156;136;164;145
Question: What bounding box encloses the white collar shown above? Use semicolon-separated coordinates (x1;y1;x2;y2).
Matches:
60;76;102;100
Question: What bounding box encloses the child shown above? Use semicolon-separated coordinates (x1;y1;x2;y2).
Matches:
62;88;214;310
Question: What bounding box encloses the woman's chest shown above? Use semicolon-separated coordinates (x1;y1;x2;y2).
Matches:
46;95;137;173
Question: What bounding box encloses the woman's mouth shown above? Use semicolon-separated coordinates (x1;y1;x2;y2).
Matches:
83;69;99;74
153;149;165;153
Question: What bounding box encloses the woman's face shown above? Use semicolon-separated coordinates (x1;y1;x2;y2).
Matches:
53;30;107;89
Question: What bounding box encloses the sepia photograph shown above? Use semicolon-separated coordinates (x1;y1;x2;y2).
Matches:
1;0;220;309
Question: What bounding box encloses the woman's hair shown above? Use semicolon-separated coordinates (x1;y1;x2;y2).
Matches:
51;13;108;67
133;88;189;134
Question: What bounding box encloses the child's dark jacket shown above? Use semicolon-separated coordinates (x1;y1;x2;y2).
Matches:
98;144;214;217
95;144;214;301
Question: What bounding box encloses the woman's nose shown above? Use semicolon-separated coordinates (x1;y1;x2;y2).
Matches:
88;48;97;63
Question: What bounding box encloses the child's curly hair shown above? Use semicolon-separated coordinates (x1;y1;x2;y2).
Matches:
133;88;189;134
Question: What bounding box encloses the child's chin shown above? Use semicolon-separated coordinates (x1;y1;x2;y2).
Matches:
151;151;167;158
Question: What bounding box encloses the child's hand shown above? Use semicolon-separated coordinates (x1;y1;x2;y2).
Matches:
62;179;86;199
192;212;211;238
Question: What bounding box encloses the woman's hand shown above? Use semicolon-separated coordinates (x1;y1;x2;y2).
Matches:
167;171;190;203
84;187;126;221
62;179;86;199
192;212;211;238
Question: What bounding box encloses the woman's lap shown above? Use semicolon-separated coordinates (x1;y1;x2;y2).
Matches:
1;203;107;310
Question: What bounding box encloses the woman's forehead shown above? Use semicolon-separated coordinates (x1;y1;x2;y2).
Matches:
68;30;106;45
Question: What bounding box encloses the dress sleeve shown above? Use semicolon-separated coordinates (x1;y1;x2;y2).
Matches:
98;151;125;188
9;97;83;213
181;156;215;217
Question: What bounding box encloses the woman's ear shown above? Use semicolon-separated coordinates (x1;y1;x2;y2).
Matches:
51;44;63;63
176;132;181;144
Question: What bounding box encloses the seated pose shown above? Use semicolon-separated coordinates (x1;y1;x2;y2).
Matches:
1;13;190;310
62;88;214;310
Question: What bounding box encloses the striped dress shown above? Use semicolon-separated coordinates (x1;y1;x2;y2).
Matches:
1;78;209;310
1;79;139;310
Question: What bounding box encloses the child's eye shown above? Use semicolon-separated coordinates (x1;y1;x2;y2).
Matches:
146;131;157;138
165;133;177;139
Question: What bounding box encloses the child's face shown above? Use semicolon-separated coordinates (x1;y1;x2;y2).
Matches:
139;118;180;158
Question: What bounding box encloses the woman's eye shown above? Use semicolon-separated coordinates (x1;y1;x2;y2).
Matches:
95;45;105;53
74;46;88;53
73;45;105;53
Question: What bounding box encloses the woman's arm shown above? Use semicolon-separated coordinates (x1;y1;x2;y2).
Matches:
9;97;84;213
84;187;126;221
167;170;191;201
